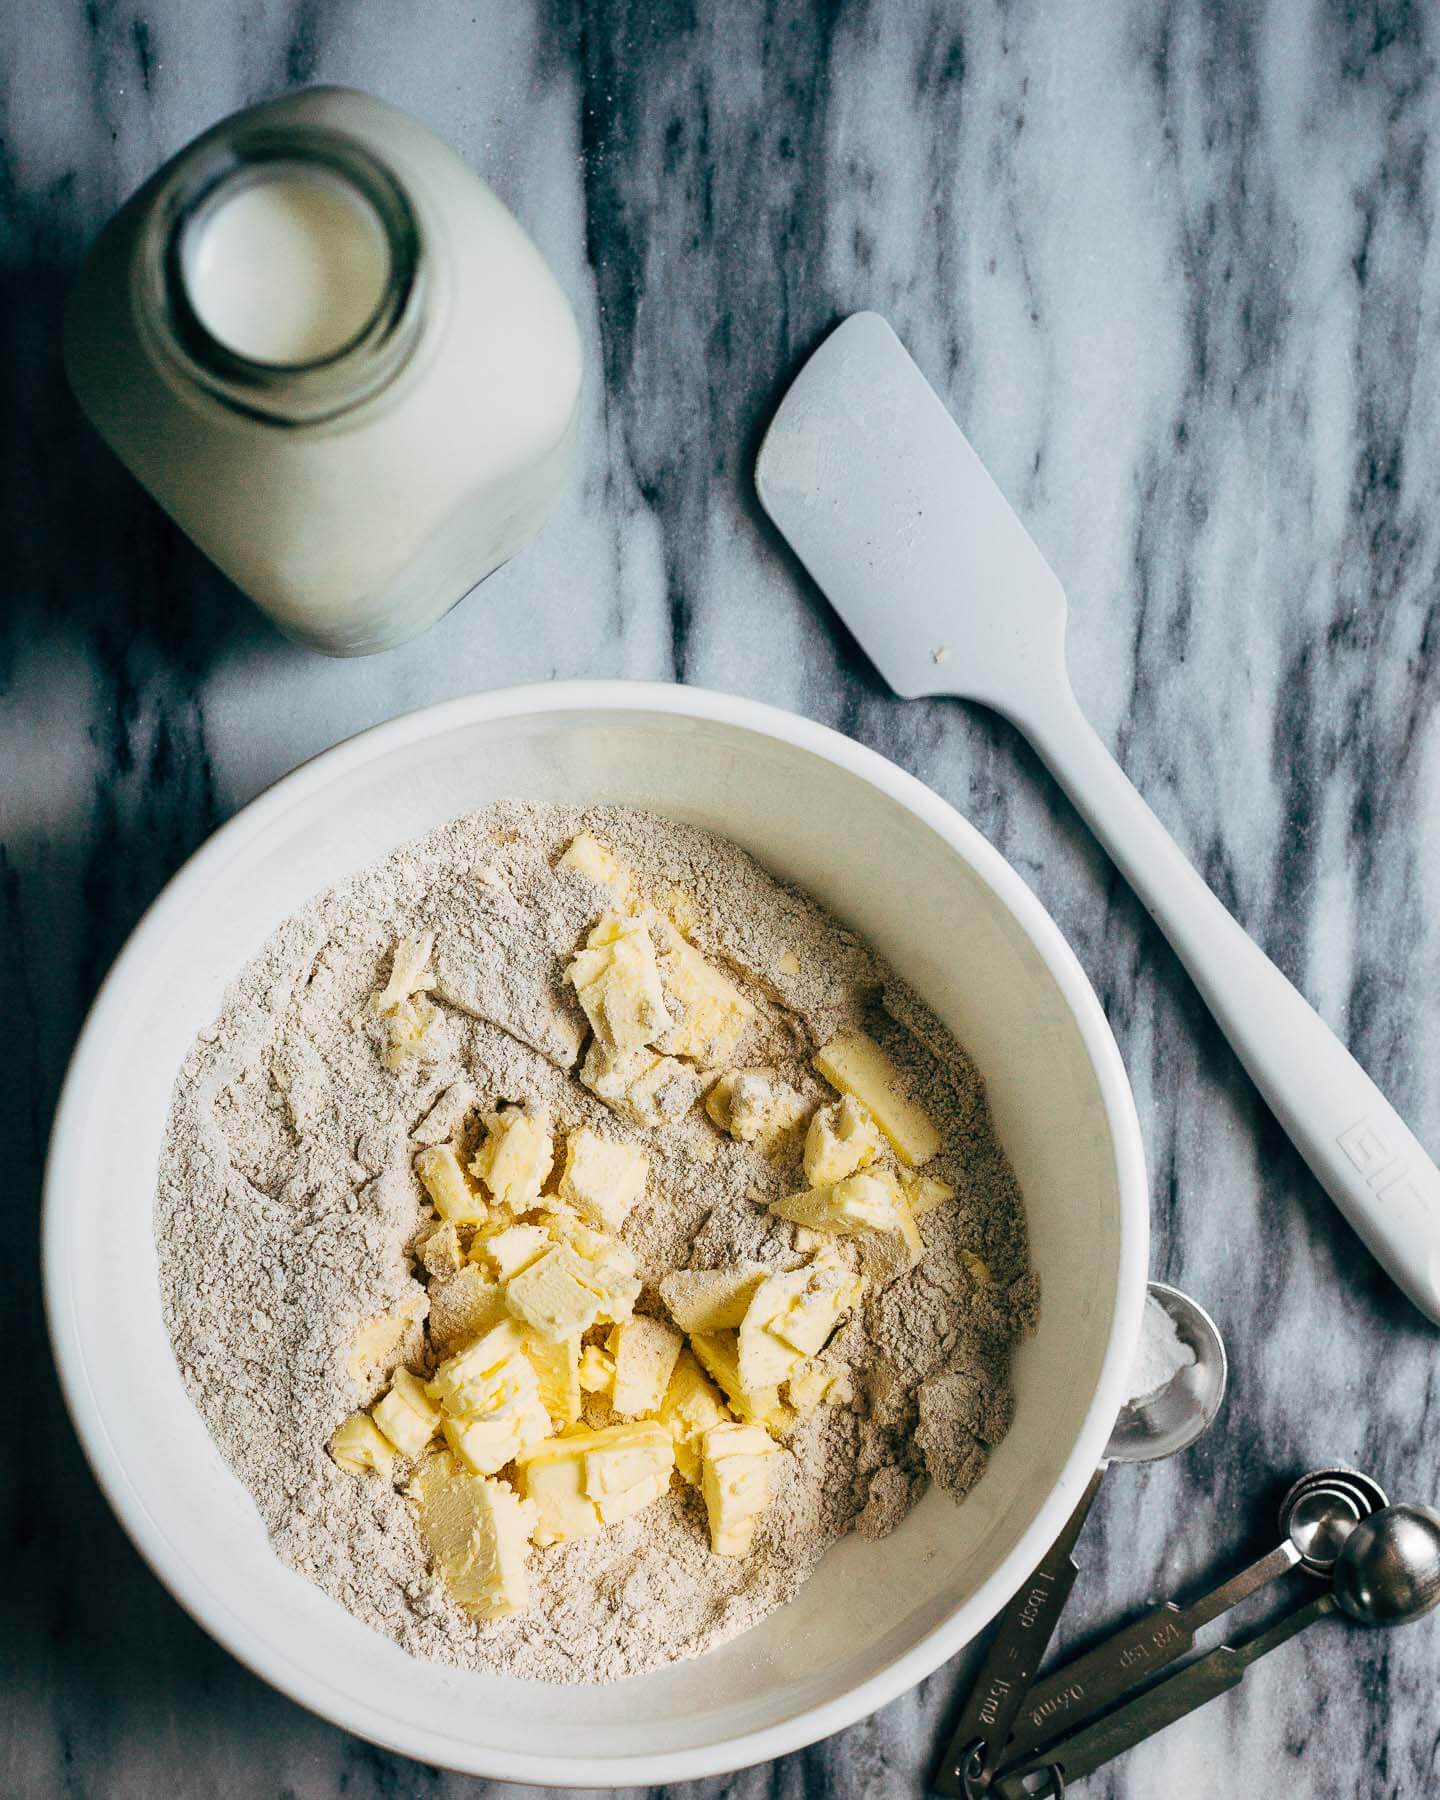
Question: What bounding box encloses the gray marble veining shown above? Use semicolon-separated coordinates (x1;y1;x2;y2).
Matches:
4;1;1439;1795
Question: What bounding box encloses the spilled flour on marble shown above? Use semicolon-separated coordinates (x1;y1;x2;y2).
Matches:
155;803;1037;1682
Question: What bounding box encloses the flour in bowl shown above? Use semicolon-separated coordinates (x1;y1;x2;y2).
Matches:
155;803;1037;1682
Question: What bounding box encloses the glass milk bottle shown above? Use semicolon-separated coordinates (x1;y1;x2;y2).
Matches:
64;87;582;655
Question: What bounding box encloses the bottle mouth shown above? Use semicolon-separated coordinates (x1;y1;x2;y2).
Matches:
138;125;424;425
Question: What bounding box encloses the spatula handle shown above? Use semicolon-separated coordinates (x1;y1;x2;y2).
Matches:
1016;678;1440;1324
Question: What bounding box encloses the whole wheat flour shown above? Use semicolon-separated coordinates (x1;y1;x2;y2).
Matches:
155;802;1037;1682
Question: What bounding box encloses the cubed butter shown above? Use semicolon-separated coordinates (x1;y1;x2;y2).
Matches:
582;1420;674;1523
580;1041;702;1128
814;1030;941;1166
473;1222;552;1281
738;1256;862;1392
427;1320;532;1414
558;832;633;900
329;1412;396;1475
517;1421;675;1545
469;1107;553;1213
558;1127;648;1231
659;1264;767;1334
607;1316;684;1416
417;1220;463;1280
689;1330;789;1432
578;1342;616;1395
803;1094;883;1186
705;1070;805;1145
412;1462;535;1618
700;1422;779;1556
521;1332;582;1430
651;920;754;1067
659;1349;732;1483
415;1143;488;1226
379;992;445;1070
372;1366;442;1458
772;1172;924;1272
441;1392;551;1475
348;1291;425;1377
504;1244;604;1342
787;1358;854;1412
559;1220;642;1323
566;913;672;1056
901;1170;956;1217
373;932;435;1015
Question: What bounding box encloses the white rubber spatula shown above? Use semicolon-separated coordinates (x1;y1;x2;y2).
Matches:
756;310;1440;1324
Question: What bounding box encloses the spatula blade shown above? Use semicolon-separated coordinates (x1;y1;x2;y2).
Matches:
756;311;1066;704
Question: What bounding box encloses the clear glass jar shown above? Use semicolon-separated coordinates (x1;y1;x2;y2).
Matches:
65;88;583;655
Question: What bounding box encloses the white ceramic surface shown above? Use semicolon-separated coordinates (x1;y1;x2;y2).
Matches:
43;681;1148;1786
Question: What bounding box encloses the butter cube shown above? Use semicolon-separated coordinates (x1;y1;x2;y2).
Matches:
441;1392;551;1475
653;920;754;1067
705;1070;805;1145
427;1264;507;1354
417;1221;463;1280
330;1412;396;1475
689;1330;788;1432
558;1127;648;1231
372;1367;442;1459
558;832;633;900
777;950;802;977
814;1030;941;1167
700;1422;779;1556
560;1221;642;1323
374;932;435;1014
738;1258;862;1391
803;1094;883;1186
961;1249;992;1285
772;1172;923;1272
659;1264;767;1334
607;1316;684;1417
659;1349;732;1483
348;1291;425;1377
415;1143;488;1226
578;1343;616;1395
583;1420;674;1522
566;913;672;1056
580;1041;702;1128
469;1107;553;1213
412;1463;535;1618
521;1333;582;1430
504;1244;604;1342
379;992;445;1070
787;1359;853;1412
427;1319;532;1414
517;1421;675;1544
473;1223;552;1281
902;1171;956;1217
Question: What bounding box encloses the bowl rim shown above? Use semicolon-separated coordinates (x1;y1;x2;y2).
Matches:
42;678;1148;1786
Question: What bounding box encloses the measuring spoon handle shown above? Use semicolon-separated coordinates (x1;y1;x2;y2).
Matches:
932;1468;1106;1795
993;1592;1336;1797
1002;1538;1301;1760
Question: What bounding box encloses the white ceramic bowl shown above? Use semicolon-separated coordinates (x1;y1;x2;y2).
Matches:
44;681;1147;1786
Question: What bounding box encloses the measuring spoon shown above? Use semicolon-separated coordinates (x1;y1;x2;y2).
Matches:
993;1503;1440;1798
1000;1464;1388;1761
933;1284;1226;1796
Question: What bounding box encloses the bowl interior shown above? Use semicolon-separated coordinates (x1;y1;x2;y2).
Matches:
47;696;1143;1779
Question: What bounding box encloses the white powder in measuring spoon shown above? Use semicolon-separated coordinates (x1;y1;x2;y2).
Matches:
1126;1292;1196;1405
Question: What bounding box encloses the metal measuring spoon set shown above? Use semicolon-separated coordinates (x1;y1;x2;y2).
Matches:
935;1287;1440;1796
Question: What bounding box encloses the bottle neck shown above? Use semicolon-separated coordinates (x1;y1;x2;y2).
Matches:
134;123;426;427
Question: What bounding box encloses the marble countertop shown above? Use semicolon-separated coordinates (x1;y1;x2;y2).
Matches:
6;2;1439;1795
